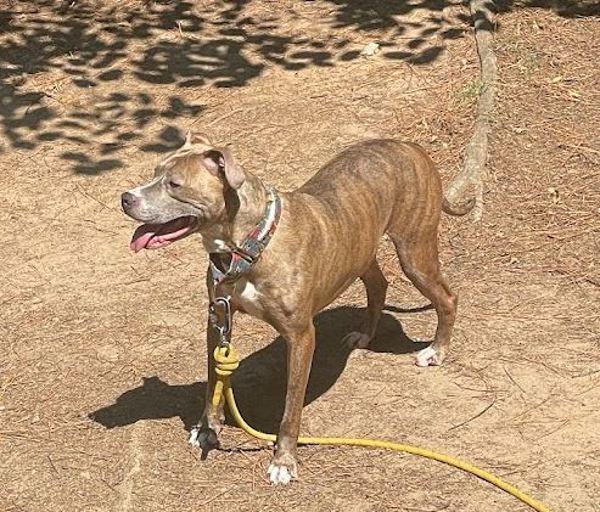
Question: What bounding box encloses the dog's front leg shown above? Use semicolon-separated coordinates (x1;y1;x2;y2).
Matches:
189;316;226;453
268;322;315;484
189;272;225;454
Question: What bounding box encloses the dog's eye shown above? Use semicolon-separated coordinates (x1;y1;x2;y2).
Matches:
168;180;182;189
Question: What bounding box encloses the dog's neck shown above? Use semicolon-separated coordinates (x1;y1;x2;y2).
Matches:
200;173;269;254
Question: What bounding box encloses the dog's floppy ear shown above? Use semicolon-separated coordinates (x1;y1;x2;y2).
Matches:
202;146;246;190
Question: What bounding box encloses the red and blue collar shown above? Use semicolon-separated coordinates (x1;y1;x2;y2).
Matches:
209;187;282;285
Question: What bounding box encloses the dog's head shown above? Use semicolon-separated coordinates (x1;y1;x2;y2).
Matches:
121;132;245;252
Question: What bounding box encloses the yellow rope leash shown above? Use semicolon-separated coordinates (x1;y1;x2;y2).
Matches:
213;346;550;512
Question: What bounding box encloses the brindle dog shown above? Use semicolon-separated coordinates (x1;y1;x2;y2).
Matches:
121;132;473;484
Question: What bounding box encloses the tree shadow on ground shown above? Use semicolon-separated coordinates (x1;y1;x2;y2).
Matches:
2;0;594;174
89;305;430;434
0;0;469;173
496;0;599;18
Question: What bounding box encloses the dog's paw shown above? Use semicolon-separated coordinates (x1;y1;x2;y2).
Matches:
188;426;219;450
267;453;298;485
343;331;371;349
415;346;445;367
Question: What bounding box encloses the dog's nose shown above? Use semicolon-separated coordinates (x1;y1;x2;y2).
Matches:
121;192;137;211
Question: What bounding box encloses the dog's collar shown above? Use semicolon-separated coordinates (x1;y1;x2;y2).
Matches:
209;187;282;285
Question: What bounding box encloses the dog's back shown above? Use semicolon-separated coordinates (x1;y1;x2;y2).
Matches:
296;139;443;243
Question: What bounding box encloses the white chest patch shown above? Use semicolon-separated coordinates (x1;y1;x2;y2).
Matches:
238;280;259;301
233;279;264;317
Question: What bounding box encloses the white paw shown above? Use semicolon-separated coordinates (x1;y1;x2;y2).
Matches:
267;463;295;485
415;346;443;367
188;426;218;449
188;427;201;447
343;331;371;349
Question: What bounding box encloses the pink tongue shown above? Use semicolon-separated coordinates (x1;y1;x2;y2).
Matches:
130;230;155;252
130;225;158;253
129;220;193;253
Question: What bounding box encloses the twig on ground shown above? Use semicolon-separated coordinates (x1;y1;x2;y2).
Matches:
448;399;496;431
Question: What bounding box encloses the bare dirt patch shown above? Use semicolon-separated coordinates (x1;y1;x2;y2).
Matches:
1;1;598;512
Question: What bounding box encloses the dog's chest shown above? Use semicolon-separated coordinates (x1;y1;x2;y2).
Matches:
231;278;264;317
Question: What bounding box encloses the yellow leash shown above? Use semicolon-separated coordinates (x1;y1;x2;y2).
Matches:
212;345;550;512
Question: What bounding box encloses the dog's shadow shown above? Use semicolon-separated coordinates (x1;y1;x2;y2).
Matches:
89;305;430;434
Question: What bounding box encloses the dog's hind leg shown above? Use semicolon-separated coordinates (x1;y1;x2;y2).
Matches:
344;258;388;349
390;234;457;366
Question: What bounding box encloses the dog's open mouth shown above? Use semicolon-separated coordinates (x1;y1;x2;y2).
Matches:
130;216;197;252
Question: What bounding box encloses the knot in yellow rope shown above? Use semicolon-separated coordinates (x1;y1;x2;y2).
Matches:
213;346;240;378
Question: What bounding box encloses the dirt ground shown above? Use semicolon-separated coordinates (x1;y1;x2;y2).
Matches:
1;1;599;511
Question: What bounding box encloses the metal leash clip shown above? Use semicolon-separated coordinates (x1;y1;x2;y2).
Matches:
209;296;232;347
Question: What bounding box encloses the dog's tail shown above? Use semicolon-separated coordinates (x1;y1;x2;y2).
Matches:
442;196;476;216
